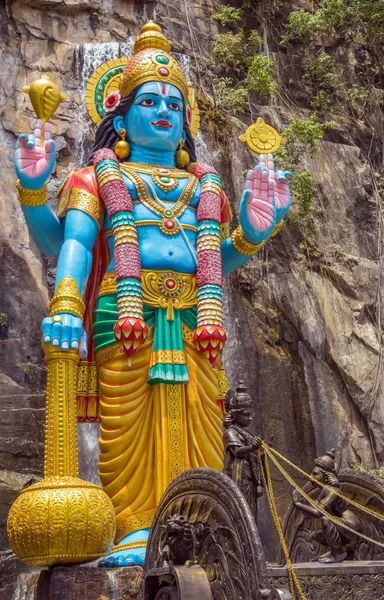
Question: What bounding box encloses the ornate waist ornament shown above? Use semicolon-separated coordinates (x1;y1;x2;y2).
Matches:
99;269;197;322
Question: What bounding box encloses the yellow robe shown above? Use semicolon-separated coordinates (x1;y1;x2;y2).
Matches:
97;339;224;543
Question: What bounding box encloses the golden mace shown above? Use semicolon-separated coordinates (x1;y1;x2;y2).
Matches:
22;75;67;146
7;79;116;566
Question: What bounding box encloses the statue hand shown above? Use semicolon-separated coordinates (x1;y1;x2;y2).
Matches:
15;120;56;190
42;313;87;357
259;153;291;224
239;164;276;245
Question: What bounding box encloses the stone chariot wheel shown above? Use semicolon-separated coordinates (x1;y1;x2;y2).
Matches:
144;468;268;600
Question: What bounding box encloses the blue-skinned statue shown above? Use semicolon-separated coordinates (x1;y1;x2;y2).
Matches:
14;22;290;567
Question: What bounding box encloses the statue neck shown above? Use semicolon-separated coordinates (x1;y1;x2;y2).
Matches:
128;144;176;167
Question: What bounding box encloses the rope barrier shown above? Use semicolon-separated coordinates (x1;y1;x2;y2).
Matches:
261;443;384;549
257;449;308;600
265;444;384;522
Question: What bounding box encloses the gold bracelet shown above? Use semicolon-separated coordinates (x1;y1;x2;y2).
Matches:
49;277;85;320
231;226;264;256
16;180;48;207
270;220;284;238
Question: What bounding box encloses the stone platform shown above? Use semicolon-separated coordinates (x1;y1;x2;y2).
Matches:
11;563;143;600
8;559;384;599
268;560;384;600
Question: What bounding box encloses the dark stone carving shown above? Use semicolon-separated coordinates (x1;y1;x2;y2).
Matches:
284;451;384;564
160;515;195;567
269;573;384;600
144;467;287;600
223;382;263;520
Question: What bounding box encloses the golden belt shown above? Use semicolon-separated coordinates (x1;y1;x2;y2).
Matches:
98;269;197;320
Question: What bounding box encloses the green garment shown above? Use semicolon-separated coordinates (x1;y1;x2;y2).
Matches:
93;294;197;385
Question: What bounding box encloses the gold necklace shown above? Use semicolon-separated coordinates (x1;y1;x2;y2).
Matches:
122;162;188;193
121;165;198;236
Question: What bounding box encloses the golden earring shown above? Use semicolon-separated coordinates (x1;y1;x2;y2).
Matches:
114;128;130;160
176;140;190;168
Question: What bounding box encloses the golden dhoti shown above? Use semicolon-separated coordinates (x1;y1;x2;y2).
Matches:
97;342;224;543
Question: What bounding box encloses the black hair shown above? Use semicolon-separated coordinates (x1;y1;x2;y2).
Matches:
87;86;197;166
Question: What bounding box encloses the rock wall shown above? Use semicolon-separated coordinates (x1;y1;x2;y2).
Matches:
0;0;383;591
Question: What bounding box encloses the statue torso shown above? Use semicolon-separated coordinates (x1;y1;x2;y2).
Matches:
104;164;200;274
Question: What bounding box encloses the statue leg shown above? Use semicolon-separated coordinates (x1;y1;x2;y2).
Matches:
96;342;224;567
318;517;347;563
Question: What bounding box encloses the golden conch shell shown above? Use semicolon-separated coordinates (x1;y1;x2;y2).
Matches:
23;74;66;124
239;117;285;155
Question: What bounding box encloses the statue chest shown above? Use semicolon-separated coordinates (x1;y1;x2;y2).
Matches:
104;167;201;274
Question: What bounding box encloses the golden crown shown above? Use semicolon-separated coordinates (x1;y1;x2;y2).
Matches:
120;21;189;101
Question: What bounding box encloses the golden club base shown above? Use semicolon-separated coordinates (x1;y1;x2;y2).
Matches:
7;476;116;566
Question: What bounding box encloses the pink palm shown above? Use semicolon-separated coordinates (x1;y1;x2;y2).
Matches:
15;120;56;185
244;166;275;232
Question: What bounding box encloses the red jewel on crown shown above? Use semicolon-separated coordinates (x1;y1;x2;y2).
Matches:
158;67;169;77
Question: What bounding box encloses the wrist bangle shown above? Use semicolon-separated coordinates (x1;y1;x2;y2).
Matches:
270;220;284;238
231;226;264;256
49;277;85;320
16;180;48;207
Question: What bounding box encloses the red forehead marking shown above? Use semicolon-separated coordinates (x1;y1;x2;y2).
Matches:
162;83;166;95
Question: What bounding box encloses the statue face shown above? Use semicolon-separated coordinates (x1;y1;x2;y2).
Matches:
125;82;184;151
236;409;252;427
312;466;325;484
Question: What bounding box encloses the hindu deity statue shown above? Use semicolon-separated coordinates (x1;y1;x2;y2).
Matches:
14;22;290;567
292;448;361;563
223;382;263;521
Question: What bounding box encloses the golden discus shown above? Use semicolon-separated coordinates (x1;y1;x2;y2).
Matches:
239;117;284;155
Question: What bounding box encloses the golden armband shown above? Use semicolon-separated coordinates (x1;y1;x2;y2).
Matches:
231;226;264;256
16;180;48;207
49;277;85;320
270;220;284;238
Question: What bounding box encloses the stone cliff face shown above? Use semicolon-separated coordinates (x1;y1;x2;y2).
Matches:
0;0;383;592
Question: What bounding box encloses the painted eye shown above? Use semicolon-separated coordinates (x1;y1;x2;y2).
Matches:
141;99;155;106
169;103;181;111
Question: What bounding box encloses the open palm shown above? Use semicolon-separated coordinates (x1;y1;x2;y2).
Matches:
15;119;56;189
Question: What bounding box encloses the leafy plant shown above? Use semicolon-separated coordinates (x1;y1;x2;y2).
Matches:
275;115;333;217
303;53;339;110
280;10;321;46
290;170;317;217
246;54;278;98
213;5;243;27
213;77;248;114
281;0;384;73
212;32;245;71
212;30;277;105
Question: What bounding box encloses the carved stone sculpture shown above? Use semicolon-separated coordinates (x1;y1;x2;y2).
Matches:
144;467;292;600
285;449;384;564
223;381;263;520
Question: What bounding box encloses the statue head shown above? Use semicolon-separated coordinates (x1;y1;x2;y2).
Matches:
88;22;196;165
312;448;340;487
224;381;253;429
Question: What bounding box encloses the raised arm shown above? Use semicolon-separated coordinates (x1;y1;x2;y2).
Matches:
222;154;290;277
15;119;64;255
